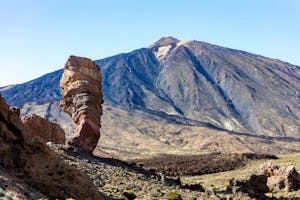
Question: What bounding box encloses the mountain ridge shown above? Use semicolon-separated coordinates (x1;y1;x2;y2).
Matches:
1;37;300;158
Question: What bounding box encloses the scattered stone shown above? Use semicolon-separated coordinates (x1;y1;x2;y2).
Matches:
9;106;20;116
204;188;215;196
242;153;278;160
22;114;66;144
182;183;204;191
60;55;103;153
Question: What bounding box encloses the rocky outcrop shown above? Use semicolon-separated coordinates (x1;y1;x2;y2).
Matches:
22;114;66;144
228;162;300;198
0;170;48;199
260;162;300;192
0;95;104;199
60;55;103;153
9;106;20;116
229;174;269;199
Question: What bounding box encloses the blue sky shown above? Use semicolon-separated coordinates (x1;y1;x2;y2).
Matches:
0;0;299;86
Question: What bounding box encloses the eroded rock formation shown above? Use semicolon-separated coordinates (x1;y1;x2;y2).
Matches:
60;55;103;153
260;162;300;192
0;95;103;199
22;113;66;144
229;175;269;199
228;162;300;198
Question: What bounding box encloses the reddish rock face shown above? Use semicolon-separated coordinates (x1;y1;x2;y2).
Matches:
60;55;103;153
0;95;104;199
22;114;66;144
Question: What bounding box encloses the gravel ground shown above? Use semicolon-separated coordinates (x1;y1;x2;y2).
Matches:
61;150;203;199
58;148;255;200
2;142;282;199
0;171;47;200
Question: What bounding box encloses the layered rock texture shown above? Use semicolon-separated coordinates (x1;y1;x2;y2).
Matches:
1;37;300;158
22;113;66;144
60;55;103;153
0;95;103;199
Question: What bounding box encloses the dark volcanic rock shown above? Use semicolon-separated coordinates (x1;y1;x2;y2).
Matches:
130;153;245;176
229;174;269;199
0;95;104;199
60;55;103;153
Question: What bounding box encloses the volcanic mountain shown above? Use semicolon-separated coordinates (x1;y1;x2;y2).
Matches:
2;37;300;158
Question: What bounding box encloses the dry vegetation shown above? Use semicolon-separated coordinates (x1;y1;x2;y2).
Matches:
181;153;300;198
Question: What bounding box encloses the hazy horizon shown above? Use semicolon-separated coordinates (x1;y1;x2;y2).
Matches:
1;0;299;86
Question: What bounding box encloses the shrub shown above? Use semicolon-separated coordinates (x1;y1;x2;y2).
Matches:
240;153;248;162
122;190;136;200
166;191;182;200
136;162;144;168
155;187;161;193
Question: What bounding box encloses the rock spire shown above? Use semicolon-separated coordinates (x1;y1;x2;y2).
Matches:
60;55;103;153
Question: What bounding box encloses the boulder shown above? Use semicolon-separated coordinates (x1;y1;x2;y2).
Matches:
22;114;66;144
228;162;300;197
260;162;300;192
0;96;104;199
9;106;20;116
60;55;103;153
229;174;269;199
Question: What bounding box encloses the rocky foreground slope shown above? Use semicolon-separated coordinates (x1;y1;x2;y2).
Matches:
42;144;300;200
1;93;300;199
0;95;104;199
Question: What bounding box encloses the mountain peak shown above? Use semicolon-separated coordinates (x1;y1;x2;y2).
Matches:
149;36;180;48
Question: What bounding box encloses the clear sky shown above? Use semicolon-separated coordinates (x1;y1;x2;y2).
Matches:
0;0;299;86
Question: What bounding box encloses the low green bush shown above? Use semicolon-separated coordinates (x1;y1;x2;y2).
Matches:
240;153;249;162
166;191;182;200
122;190;136;200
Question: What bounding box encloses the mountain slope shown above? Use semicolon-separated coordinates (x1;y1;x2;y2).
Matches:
96;37;300;137
1;37;300;158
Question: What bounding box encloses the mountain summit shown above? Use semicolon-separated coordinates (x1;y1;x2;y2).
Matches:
149;36;180;48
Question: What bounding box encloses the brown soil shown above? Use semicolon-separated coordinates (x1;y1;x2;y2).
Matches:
130;153;278;177
130;153;243;176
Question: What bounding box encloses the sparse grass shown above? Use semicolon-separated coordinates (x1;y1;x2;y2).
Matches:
53;149;64;154
165;191;182;200
240;153;248;162
136;162;144;168
181;154;300;191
